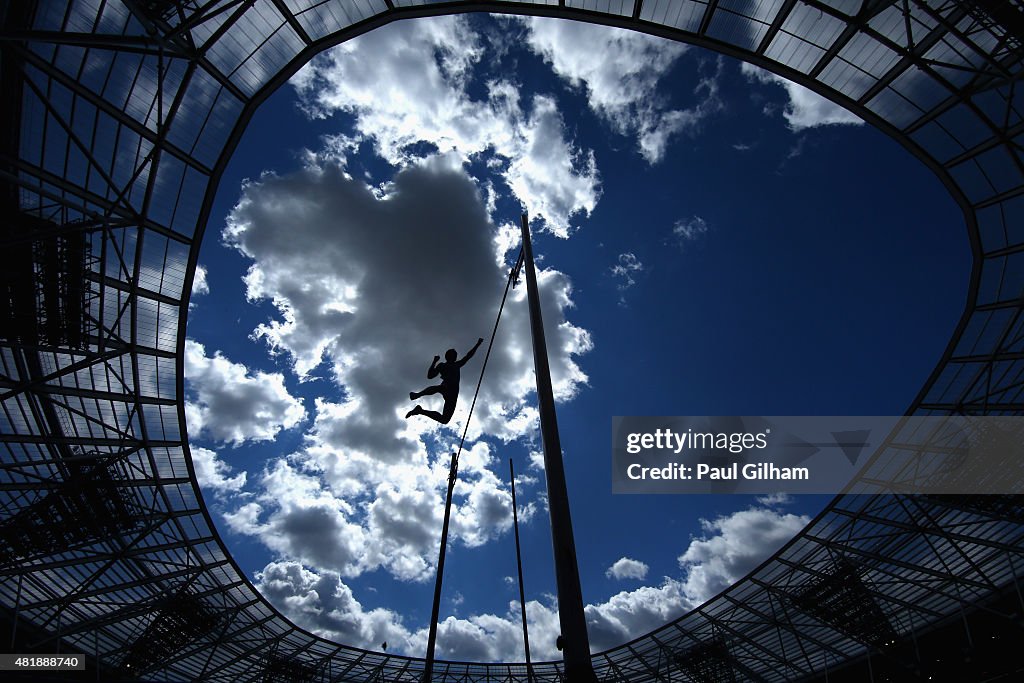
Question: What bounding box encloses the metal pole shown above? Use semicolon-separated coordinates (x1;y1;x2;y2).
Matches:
11;573;23;651
509;458;532;679
423;452;459;683
519;213;596;682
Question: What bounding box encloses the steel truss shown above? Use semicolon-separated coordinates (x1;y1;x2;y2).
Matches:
1;0;1023;681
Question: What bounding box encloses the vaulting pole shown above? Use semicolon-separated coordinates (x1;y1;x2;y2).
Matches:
421;246;525;681
509;458;532;678
423;452;458;683
519;213;596;682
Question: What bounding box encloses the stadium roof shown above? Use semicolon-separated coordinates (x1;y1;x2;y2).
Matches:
1;1;1023;680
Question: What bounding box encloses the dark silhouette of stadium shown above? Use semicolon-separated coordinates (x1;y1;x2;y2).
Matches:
1;1;1023;681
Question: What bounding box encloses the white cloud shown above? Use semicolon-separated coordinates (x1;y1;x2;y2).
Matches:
237;458;374;577
611;252;643;289
521;18;721;163
198;16;816;663
218;158;583;590
224;158;590;458
606;557;650;581
611;252;643;305
741;63;862;131
585;579;689;651
587;504;810;649
248;502;806;661
191;265;209;296
503;94;600;236
254;558;562;661
756;492;792;507
672;216;709;248
227;414;532;582
434;599;562;661
190;446;246;495
678;505;810;603
528;451;545;472
290;16;600;236
183;339;307;446
256;561;419;653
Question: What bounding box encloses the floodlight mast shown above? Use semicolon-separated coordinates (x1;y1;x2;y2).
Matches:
519;213;597;682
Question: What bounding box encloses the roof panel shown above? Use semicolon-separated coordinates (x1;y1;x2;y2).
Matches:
866;83;924;129
838;31;902;80
640;0;707;32
972;83;1024;132
782;1;847;50
765;30;826;74
707;7;770;51
565;0;634;16
889;66;954;121
287;0;390;40
935;102;993;155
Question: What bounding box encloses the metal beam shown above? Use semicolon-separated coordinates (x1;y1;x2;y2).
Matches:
520;214;595;682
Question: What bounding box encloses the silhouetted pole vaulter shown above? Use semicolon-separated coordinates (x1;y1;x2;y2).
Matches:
420;250;524;683
406;338;484;424
519;213;596;682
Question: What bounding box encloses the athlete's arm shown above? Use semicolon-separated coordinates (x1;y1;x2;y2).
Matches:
458;338;484;367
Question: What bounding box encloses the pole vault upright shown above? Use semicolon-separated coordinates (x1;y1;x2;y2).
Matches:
519;213;596;682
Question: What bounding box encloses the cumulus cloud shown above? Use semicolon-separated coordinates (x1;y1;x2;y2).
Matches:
225;158;590;459
678;505;810;603
290;16;599;236
435;598;564;661
189;265;209;312
611;252;643;304
183;339;306;445
250;501;806;660
226;412;534;582
741;63;862;130
251;556;561;661
199;16;812;663
214;156;587;629
190;446;246;494
672;216;709;249
254;558;562;661
528;451;545;472
191;265;209;296
521;18;721;163
256;561;419;652
232;457;374;576
756;492;792;507
586;579;690;650
606;557;650;581
587;504;810;649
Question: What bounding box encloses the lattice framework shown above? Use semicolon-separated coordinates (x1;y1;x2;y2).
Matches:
2;1;1023;680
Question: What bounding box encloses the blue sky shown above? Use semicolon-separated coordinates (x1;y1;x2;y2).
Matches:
183;13;969;662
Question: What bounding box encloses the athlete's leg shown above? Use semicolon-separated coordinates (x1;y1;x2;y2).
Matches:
440;397;457;424
414;407;450;424
410;384;444;401
408;390;457;424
